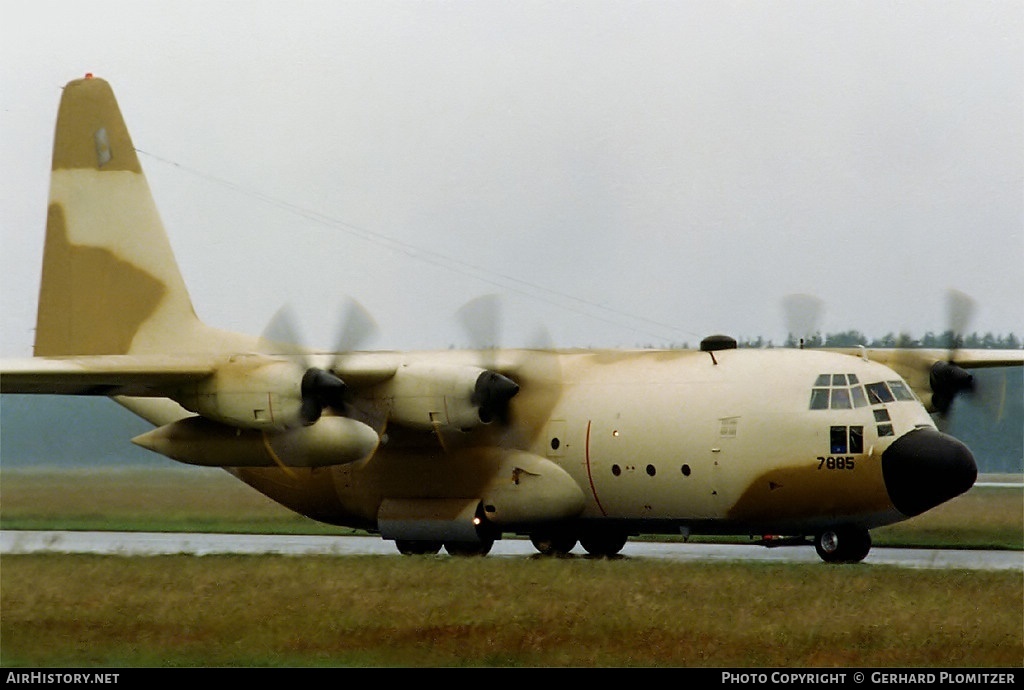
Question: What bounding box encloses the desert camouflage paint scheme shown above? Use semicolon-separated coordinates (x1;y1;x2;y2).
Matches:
3;77;1019;562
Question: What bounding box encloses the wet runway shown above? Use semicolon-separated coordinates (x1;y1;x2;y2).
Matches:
2;530;1021;570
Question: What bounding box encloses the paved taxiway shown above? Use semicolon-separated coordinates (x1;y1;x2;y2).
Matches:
2;530;1020;570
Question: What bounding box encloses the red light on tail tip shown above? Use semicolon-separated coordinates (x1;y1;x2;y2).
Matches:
85;73;94;79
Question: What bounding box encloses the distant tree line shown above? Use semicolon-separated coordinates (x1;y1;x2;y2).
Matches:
778;330;1023;350
654;331;1023;350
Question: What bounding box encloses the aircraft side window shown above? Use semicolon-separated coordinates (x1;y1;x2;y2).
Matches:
873;408;894;437
847;373;859;384
849;426;864;453
887;380;915;401
850;386;868;408
865;382;894;404
828;426;865;454
809;388;829;410
830;426;848;453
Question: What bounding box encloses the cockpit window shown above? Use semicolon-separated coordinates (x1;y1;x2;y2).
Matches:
865;381;895;404
830;388;852;409
887;380;915;401
809;374;870;410
810;388;829;410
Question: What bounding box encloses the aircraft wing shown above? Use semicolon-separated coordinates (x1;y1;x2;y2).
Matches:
0;355;218;396
827;347;1023;413
828;348;1024;370
0;352;402;397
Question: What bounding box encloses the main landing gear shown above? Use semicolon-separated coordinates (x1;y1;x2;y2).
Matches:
530;529;629;558
395;530;630;557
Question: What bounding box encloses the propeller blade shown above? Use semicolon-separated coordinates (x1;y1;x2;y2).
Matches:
259;305;309;359
456;294;502;351
946;289;975;354
929;360;974;416
260;302;374;425
453;294;524;427
933;289;978;417
783;294;824;347
333;298;379;355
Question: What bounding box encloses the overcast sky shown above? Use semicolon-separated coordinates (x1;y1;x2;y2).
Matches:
2;0;1021;356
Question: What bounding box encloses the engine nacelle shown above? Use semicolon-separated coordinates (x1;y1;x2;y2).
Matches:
174;357;311;431
380;363;519;431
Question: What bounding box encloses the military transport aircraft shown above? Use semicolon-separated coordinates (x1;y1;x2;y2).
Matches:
2;76;1021;563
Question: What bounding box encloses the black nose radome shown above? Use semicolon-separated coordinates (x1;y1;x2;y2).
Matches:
881;428;977;517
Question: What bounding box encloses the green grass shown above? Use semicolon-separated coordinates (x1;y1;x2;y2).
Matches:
2;554;1021;667
1;467;1021;667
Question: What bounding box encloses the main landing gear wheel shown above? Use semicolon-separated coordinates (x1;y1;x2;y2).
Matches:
530;532;578;556
443;539;494;557
579;532;628;558
814;526;871;564
395;540;442;555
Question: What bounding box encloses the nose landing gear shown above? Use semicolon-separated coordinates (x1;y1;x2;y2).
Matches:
814;525;871;563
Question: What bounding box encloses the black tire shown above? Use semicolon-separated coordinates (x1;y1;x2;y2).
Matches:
579;531;628;557
395;540;442;555
814;526;871;564
530;532;578;556
444;539;494;557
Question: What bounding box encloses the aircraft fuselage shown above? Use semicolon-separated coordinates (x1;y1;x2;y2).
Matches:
228;345;969;552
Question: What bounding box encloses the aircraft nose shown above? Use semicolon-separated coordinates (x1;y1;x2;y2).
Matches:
881;427;977;517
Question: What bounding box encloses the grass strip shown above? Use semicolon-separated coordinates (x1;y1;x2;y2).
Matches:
2;553;1021;667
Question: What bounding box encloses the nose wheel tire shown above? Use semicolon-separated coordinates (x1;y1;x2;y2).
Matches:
814;526;871;564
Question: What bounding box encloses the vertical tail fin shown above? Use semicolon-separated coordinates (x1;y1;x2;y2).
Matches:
35;76;202;356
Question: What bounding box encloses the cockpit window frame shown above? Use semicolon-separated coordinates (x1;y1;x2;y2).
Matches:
865;381;895;405
808;374;872;411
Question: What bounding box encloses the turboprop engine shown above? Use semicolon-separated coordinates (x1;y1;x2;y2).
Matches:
173;356;347;431
145;354;380;468
380;363;520;431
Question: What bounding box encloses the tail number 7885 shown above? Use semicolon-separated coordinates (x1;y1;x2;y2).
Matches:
817;456;855;470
